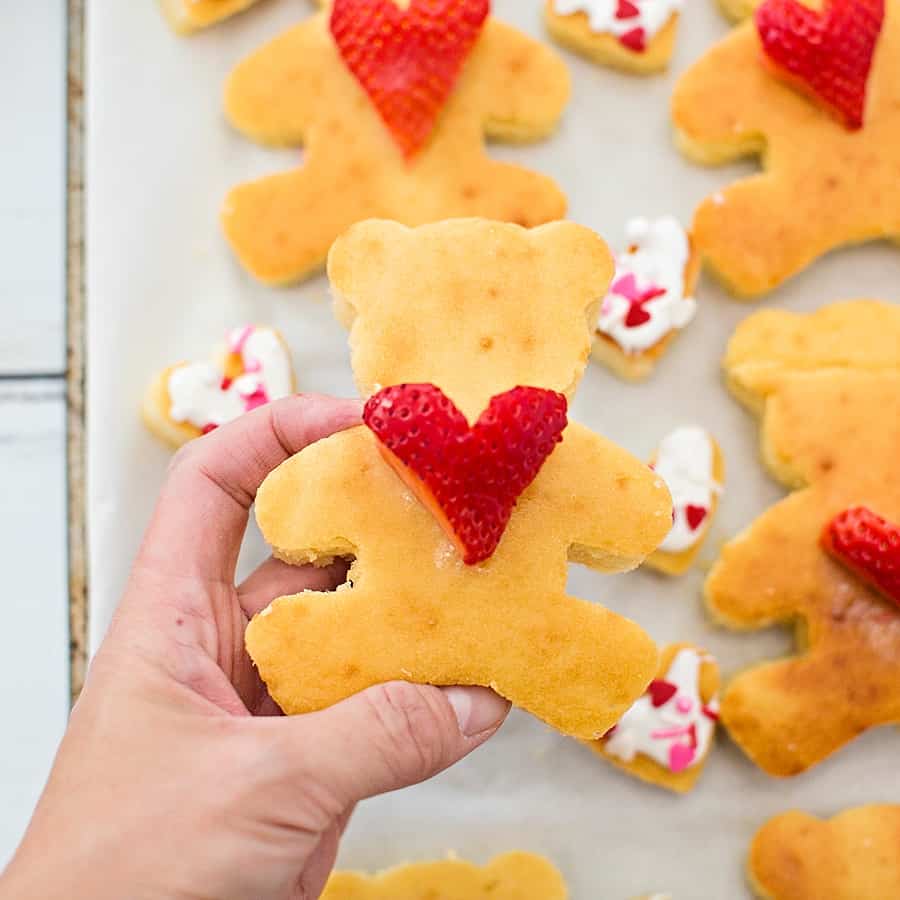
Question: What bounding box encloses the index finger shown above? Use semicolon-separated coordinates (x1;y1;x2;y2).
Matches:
137;393;361;583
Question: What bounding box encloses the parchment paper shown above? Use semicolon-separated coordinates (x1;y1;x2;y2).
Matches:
86;0;900;895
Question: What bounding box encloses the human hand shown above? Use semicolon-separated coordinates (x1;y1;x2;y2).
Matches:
0;395;509;900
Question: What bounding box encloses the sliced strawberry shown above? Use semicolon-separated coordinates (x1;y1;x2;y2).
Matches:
821;506;900;608
755;0;884;130
363;383;567;565
330;0;490;159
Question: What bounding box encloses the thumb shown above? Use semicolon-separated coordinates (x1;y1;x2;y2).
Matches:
281;682;509;805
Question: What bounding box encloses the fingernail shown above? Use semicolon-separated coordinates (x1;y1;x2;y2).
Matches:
442;686;510;737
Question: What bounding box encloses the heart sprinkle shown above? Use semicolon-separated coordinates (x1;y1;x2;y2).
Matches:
685;504;708;531
648;679;678;708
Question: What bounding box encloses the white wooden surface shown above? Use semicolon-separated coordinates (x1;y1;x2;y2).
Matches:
0;384;69;867
0;0;70;868
0;5;67;375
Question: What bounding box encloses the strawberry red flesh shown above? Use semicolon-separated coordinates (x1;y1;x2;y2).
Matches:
820;505;900;608
363;383;568;565
755;0;884;130
330;0;490;159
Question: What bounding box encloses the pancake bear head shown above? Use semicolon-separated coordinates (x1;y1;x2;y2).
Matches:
327;218;613;420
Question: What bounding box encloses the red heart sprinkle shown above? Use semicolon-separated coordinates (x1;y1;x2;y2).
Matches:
618;26;647;52
648;679;678;707
686;504;708;531
615;0;640;18
364;383;568;565
330;0;490;159
755;0;884;130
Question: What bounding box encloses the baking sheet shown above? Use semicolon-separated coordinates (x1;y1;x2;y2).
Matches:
86;1;900;896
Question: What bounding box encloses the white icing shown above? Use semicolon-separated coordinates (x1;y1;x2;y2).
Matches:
553;0;684;47
655;426;719;554
597;216;696;354
167;326;292;430
605;649;718;773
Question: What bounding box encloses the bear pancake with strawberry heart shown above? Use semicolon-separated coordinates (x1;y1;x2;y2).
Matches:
672;0;898;297
749;805;900;900
246;219;673;739
707;300;900;776
321;852;568;899
223;0;571;285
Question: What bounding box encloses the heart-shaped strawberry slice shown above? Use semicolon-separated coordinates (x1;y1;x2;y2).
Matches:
755;0;885;130
364;383;568;564
330;0;490;159
685;504;708;531
647;679;678;708
821;505;900;608
615;0;641;19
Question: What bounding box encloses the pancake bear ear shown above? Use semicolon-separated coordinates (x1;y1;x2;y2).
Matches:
328;218;613;331
326;218;613;413
327;219;411;330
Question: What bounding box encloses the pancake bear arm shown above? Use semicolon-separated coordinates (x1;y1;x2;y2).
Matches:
471;21;571;140
224;20;326;147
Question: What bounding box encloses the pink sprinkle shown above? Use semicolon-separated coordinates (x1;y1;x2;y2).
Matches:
242;387;269;412
651;725;691;740
668;743;695;773
228;324;254;354
676;696;694;715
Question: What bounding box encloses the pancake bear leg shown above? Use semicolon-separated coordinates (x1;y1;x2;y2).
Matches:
246;586;657;740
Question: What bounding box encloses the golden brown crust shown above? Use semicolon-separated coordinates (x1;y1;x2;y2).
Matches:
222;12;571;285
672;9;900;296
543;0;679;74
748;806;900;899
321;852;568;899
247;220;673;739
707;300;900;776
